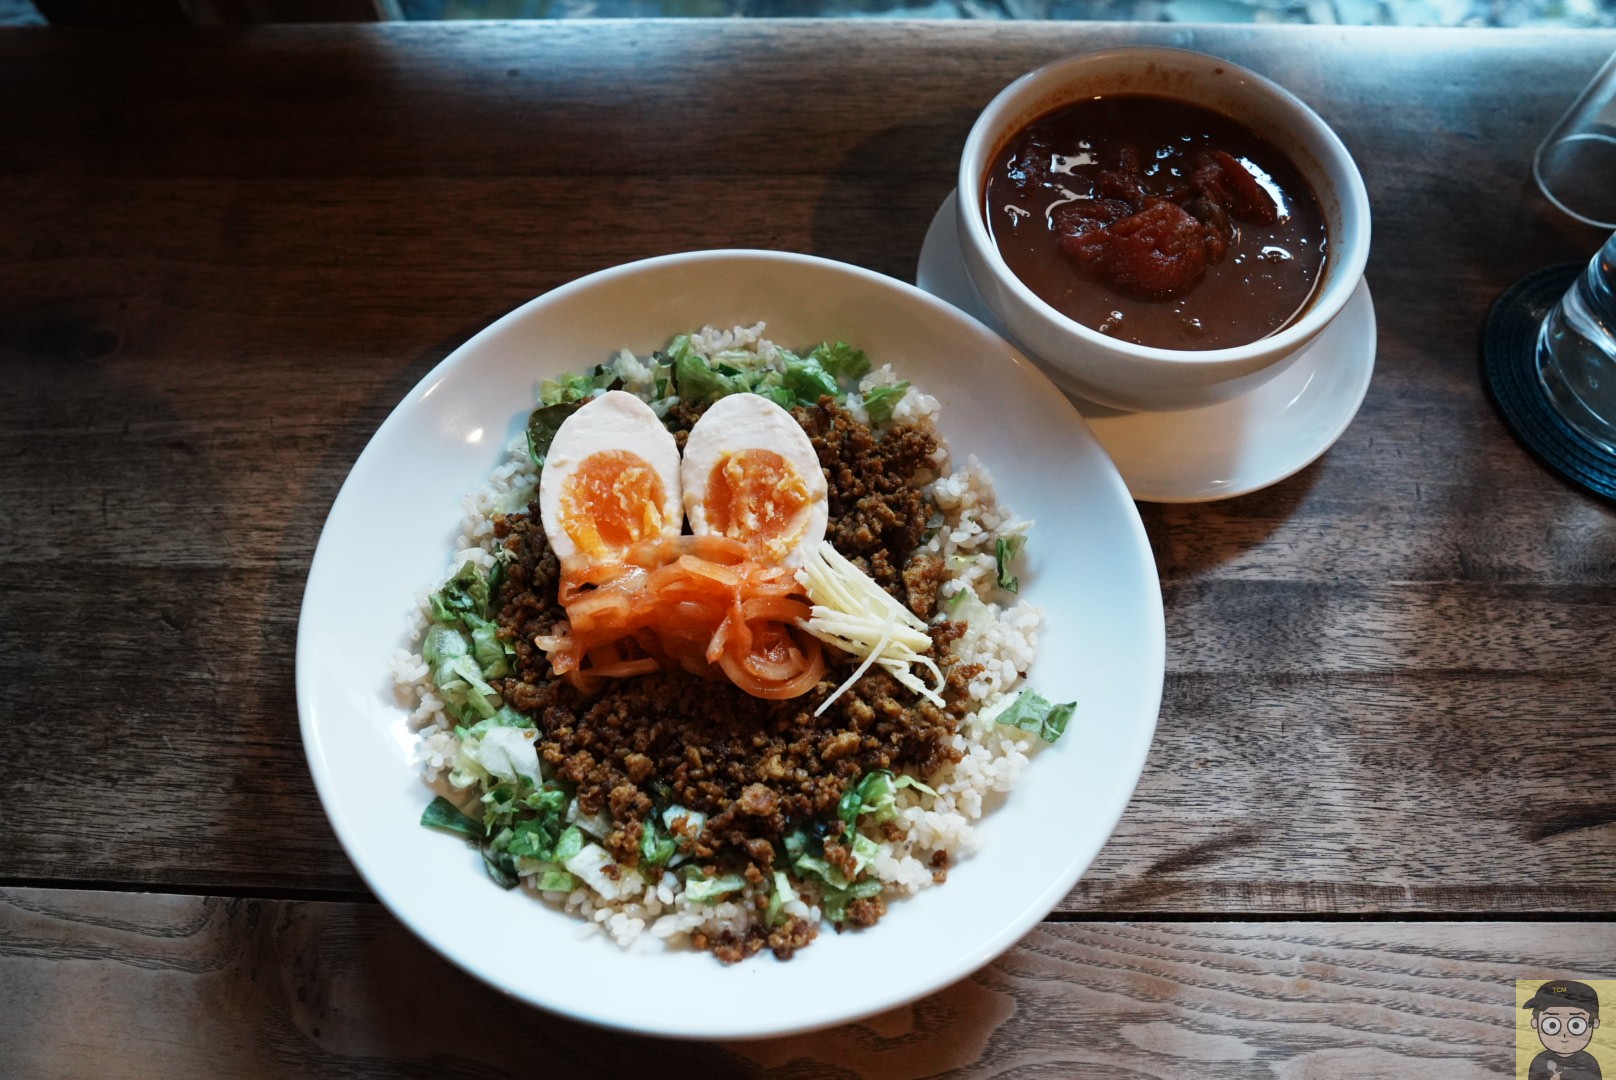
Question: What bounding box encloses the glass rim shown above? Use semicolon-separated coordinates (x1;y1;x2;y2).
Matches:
1533;47;1616;230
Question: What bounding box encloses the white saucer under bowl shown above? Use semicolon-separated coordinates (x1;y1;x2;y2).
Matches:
917;190;1377;504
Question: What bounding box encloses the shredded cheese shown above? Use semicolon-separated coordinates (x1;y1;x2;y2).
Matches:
795;541;947;715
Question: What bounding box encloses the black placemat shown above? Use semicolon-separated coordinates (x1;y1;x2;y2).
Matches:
1482;263;1616;504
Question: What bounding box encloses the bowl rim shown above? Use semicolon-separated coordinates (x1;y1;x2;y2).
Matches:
957;45;1373;368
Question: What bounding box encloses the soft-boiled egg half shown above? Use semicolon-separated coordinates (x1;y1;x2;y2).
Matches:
681;392;828;567
539;391;683;561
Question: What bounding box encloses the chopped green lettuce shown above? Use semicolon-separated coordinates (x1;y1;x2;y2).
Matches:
420;796;485;840
683;866;747;903
849;831;879;875
782;827;813;862
459;724;538;785
538;371;597;406
755;381;798;409
862;381;910;424
810;341;870;386
782;353;840;405
793;851;850;891
481;847;521;889
662;334;875;410
503;815;561;860
663;334;747;406
837;768;931;828
526;401;579;465
638;816;678;868
439;654;501;724
553;825;584;864
469;620;512;679
519;783;569;816
995;536;1024;594
422;622;468;668
519;861;575;893
820;877;885;922
448;708;537;789
428;562;493;627
993;690;1076;743
766;870;798;927
422;622;503;726
793;845;885;921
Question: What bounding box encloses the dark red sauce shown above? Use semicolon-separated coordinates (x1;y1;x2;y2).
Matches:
984;95;1328;351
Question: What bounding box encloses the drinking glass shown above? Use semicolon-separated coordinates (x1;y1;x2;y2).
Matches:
1534;49;1616;452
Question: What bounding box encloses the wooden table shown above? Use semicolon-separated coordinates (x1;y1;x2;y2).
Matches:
3;19;1614;1078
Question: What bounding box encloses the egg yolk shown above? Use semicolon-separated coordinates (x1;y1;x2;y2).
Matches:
560;450;667;557
703;449;810;563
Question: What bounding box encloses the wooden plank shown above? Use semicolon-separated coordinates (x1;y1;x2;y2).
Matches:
1068;674;1616;914
4;886;1611;1078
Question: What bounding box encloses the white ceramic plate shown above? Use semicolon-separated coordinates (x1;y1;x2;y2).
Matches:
919;190;1377;503
297;250;1164;1040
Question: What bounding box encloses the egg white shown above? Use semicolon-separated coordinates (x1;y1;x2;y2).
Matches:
681;392;829;567
538;390;683;561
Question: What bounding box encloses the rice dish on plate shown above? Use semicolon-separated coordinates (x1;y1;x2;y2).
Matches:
388;323;1073;962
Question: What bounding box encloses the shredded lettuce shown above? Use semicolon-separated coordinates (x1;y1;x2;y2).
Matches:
422;622;467;667
823;878;885;922
420;796;485;840
861;381;910;424
482;847;520;889
793;851;849;891
444;655;501;720
995;536;1025;594
526;401;578;465
518;861;576;893
468;725;541;785
766;870;798;927
660;334;877;410
683;866;747;903
849;831;880;875
992;690;1076;743
782;827;814;862
564;842;624;899
638;816;678;868
469;620;511;678
837;769;933;828
670;337;749;405
792;847;885;921
755;381;798;409
428;562;493;627
538;371;597;406
423;623;503;727
448;708;536;789
811;341;870;386
569;804;614;841
782;353;840;405
546;824;582;865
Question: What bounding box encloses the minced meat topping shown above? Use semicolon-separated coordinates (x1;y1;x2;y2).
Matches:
488;399;972;959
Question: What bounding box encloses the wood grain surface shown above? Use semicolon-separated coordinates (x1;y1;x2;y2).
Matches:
3;19;1616;1077
3;885;1607;1078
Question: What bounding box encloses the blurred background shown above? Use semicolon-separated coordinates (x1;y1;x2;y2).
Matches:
3;0;1612;26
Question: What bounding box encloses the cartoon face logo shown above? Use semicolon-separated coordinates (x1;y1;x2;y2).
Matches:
1537;1005;1599;1057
